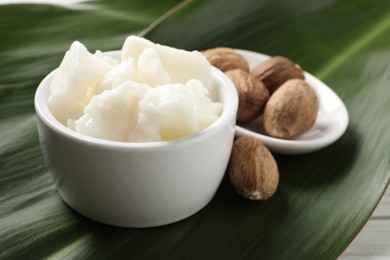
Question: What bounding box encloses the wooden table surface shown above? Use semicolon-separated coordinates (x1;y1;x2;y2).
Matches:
340;185;390;259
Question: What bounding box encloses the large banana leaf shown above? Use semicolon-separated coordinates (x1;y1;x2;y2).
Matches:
1;0;389;259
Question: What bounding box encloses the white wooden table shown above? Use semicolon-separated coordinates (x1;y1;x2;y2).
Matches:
340;185;390;259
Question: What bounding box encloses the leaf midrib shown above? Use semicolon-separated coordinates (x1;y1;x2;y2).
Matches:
315;9;390;80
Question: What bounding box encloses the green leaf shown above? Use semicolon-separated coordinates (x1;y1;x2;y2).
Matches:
1;0;390;259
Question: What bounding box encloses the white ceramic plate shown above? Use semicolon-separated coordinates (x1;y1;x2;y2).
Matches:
234;49;349;154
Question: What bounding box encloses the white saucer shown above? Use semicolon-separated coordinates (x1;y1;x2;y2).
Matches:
234;49;349;154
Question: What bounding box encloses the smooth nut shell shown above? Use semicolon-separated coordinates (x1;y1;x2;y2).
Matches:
203;47;249;72
225;69;269;124
228;136;279;201
251;56;304;93
263;79;319;139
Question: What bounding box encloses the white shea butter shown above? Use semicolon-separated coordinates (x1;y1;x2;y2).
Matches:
48;41;115;125
49;36;222;142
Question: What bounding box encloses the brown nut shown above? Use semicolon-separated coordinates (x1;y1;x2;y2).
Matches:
263;78;319;139
203;47;249;72
225;69;270;124
228;136;279;201
251;56;304;93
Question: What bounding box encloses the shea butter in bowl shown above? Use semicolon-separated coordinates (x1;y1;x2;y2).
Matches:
34;36;238;227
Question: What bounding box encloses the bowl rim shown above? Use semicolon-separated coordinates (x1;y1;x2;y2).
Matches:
34;53;238;151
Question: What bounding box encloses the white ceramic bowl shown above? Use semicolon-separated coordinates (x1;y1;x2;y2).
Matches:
34;53;238;228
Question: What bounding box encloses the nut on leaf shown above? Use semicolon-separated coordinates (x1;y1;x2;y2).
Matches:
251;56;304;93
225;69;270;124
263;79;319;139
203;47;249;72
228;136;279;201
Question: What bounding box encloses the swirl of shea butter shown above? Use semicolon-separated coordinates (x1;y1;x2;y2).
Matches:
48;36;222;142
